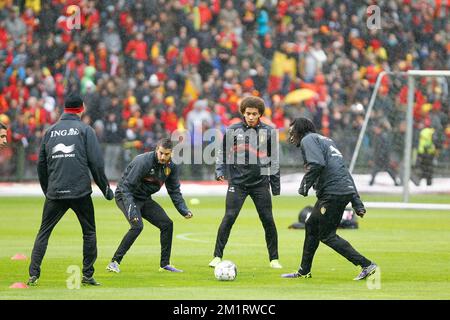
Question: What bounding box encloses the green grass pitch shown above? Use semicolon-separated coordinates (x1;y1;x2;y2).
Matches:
1;195;449;300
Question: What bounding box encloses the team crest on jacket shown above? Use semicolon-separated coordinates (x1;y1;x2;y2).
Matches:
164;167;171;176
320;207;327;214
259;132;266;144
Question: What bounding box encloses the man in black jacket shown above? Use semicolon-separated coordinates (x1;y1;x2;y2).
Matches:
209;96;282;269
282;117;377;280
28;94;114;286
106;138;193;274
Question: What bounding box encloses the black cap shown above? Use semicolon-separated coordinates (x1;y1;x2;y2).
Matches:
64;94;83;108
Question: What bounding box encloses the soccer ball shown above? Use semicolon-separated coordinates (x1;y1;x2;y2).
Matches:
214;260;237;281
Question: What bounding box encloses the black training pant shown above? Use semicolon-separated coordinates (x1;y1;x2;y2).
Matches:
213;184;279;261
299;194;371;274
112;196;173;268
29;195;97;278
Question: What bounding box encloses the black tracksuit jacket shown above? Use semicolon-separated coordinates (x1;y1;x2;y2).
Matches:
37;113;111;199
299;132;364;211
115;151;190;216
216;120;280;195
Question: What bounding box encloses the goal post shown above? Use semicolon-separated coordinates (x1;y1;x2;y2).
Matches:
349;70;450;203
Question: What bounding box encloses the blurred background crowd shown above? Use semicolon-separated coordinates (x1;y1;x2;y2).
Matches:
0;0;449;181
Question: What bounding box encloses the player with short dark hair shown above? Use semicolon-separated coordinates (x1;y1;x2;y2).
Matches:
282;117;377;280
28;94;114;286
209;96;282;269
107;138;193;273
0;122;8;149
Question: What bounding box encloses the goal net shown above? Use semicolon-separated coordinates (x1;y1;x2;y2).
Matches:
349;70;450;203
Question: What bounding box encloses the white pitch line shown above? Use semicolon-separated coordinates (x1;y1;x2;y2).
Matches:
176;232;210;243
175;233;266;248
365;202;450;211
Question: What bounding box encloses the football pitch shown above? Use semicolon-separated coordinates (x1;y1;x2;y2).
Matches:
1;195;449;300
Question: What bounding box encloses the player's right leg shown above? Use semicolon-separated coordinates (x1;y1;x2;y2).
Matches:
108;197;144;270
28;199;69;285
282;201;320;279
298;200;321;275
210;185;247;267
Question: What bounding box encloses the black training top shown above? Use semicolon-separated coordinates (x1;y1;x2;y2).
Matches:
299;132;360;199
37;113;111;200
115;151;190;216
215;120;280;195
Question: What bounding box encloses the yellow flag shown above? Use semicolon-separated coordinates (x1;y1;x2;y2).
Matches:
183;79;199;100
270;51;296;78
25;0;41;13
193;6;201;31
270;51;284;77
151;43;160;60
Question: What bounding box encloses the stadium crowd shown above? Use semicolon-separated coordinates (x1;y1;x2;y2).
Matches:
0;0;449;180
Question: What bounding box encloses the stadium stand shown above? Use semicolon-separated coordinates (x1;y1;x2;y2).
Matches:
0;0;448;180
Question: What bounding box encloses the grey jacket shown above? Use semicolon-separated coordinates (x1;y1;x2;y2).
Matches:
37;113;111;200
299;132;363;210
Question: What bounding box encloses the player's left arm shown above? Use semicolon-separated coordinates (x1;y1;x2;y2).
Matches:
165;164;192;218
351;193;366;217
349;174;366;217
215;130;227;181
267;127;280;196
37;139;48;195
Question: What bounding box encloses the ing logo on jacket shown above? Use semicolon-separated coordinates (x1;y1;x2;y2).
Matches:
50;128;80;138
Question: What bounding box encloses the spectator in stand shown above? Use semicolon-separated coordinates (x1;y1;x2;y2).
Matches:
104;112;124;179
219;0;239;28
125;32;148;73
103;21;122;55
160;96;179;133
186;98;213;179
5;6;26;43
